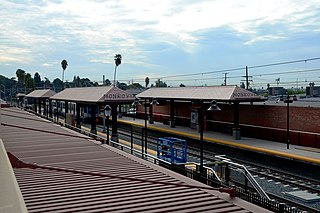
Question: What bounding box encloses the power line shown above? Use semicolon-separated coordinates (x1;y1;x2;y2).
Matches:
155;57;320;81
119;57;320;84
163;76;223;82
248;57;320;69
250;68;320;77
155;67;244;80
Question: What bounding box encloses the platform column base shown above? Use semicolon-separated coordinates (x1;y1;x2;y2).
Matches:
232;128;241;140
169;119;175;128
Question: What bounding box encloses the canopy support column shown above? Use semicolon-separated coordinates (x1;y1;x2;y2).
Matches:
149;104;154;124
233;101;241;140
34;98;37;113
76;103;81;129
169;100;175;128
90;104;97;135
65;101;69;123
38;99;41;114
49;99;52;118
111;104;118;142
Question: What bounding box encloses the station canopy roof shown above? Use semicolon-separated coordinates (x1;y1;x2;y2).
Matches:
25;89;56;98
50;86;135;104
137;85;265;102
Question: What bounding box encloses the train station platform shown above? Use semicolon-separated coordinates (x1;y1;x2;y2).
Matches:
118;116;320;165
0;107;273;213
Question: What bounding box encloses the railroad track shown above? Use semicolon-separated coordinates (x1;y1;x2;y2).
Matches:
188;145;320;212
89;124;320;212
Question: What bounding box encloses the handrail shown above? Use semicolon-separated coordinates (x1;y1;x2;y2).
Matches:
215;155;271;200
179;162;222;183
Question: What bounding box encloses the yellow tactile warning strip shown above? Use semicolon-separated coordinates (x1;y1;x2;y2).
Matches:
118;119;320;165
295;147;320;153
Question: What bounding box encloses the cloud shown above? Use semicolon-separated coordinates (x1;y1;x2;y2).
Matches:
0;56;17;63
0;0;319;84
244;35;287;45
42;63;53;67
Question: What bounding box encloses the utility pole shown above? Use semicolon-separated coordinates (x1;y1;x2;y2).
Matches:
241;66;252;90
223;73;228;86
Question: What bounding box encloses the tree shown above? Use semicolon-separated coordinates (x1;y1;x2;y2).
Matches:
34;72;42;88
128;82;143;89
73;75;81;87
52;78;64;92
155;79;167;87
145;77;150;88
113;54;122;86
16;69;26;90
117;82;128;90
25;73;35;92
240;82;245;88
44;77;51;89
61;59;68;82
104;79;112;86
179;83;185;87
0;75;17;100
80;78;93;87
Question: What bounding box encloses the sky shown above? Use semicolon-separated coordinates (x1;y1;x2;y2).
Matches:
0;0;320;88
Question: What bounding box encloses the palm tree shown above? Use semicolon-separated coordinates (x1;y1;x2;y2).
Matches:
113;54;122;86
61;59;68;82
145;77;150;88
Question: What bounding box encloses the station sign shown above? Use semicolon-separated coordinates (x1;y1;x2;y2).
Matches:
103;87;135;101
104;93;135;100
231;87;260;100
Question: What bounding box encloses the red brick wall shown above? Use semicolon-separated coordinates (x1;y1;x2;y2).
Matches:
237;105;320;134
138;102;320;134
136;102;320;147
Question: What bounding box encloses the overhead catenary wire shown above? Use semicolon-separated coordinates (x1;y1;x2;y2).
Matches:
247;57;320;69
119;57;320;84
156;68;320;85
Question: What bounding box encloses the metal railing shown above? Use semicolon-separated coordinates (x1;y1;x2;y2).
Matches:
24;109;308;213
215;155;270;200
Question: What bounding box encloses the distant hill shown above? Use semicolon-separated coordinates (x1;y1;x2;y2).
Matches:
0;75;16;87
0;75;17;99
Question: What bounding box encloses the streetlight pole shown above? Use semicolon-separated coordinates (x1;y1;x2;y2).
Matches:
199;100;221;174
144;100;148;156
104;105;112;145
131;98;158;158
45;99;49;119
102;115;106;133
199;100;204;174
284;94;293;149
132;97;142;154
